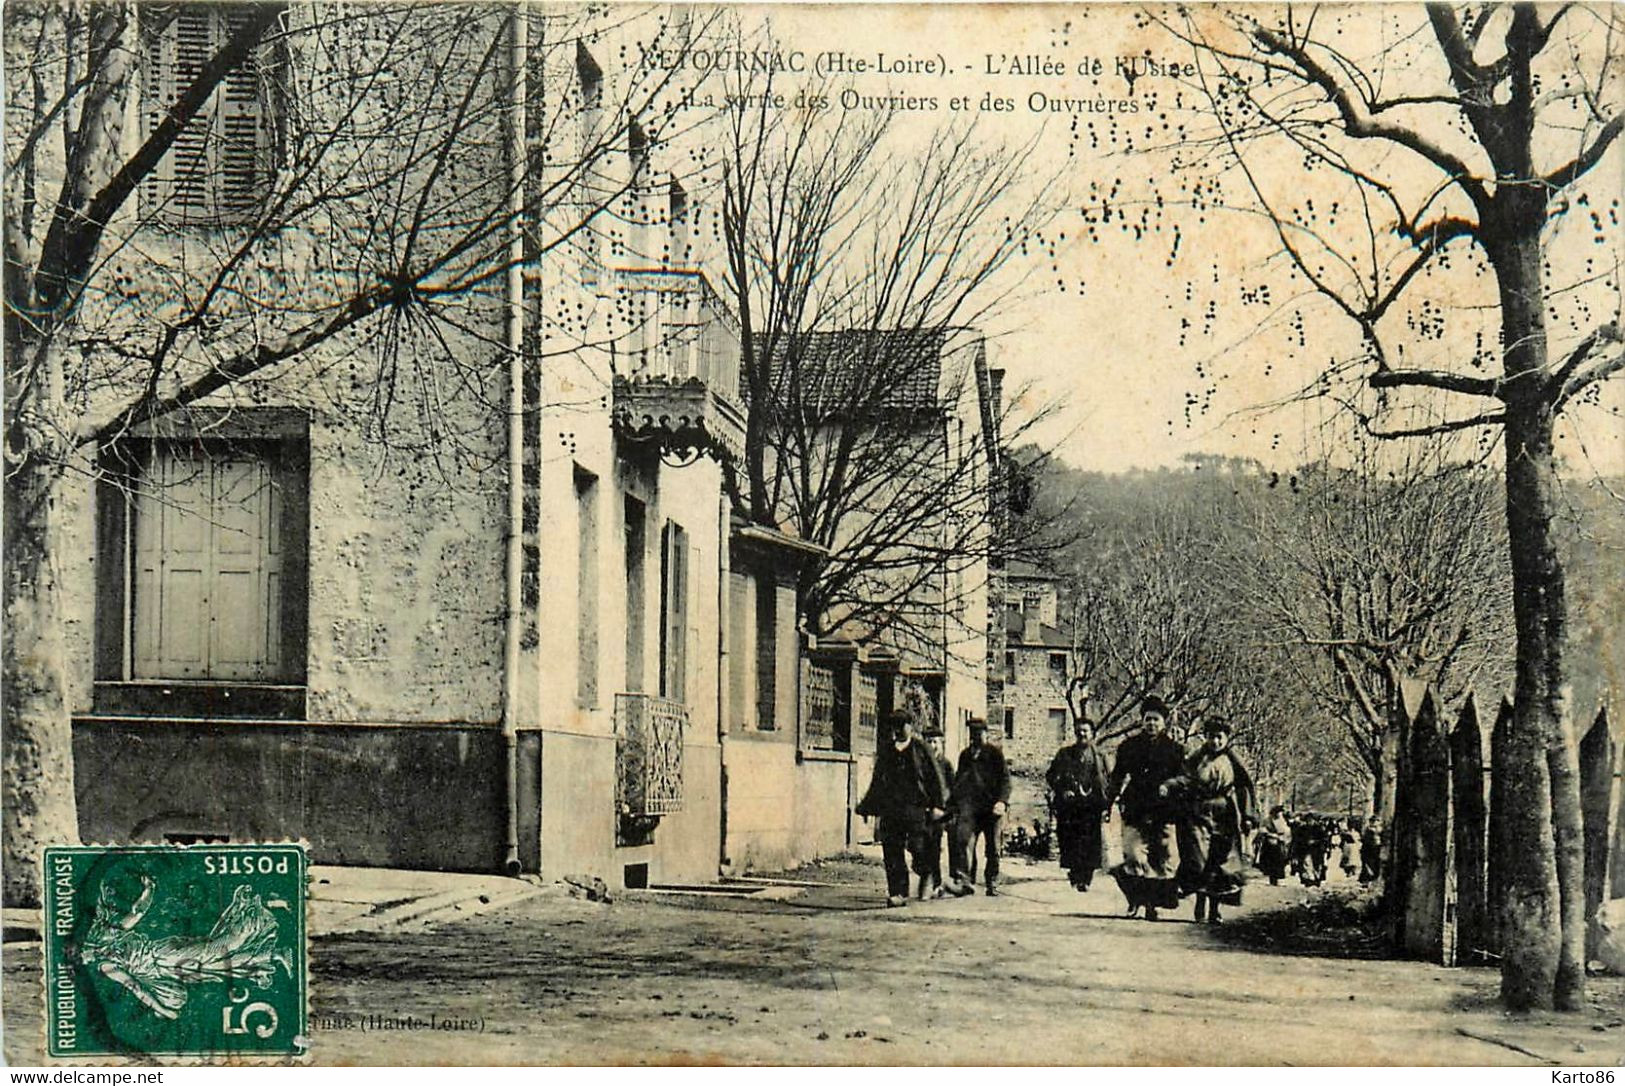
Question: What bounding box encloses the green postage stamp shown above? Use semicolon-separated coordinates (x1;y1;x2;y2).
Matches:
43;844;308;1059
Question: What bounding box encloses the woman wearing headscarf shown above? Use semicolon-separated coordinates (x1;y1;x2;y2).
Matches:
1046;703;1111;892
1162;718;1256;924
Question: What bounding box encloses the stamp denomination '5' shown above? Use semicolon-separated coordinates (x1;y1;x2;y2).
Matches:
43;845;307;1059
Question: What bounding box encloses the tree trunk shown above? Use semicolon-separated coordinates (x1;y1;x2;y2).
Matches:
1494;228;1585;1011
2;449;78;908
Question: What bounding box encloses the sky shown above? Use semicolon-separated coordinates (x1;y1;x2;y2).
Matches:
672;3;1625;478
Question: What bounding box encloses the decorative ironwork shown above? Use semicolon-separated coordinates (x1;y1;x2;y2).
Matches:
615;693;686;817
610;268;745;465
802;663;837;751
855;671;879;755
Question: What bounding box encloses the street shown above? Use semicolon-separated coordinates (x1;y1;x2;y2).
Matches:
5;854;1621;1065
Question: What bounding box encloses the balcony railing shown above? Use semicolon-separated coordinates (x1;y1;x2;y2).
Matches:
614;692;687;818
613;268;742;404
610;268;746;465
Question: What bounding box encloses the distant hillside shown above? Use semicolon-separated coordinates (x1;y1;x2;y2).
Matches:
1012;448;1623;794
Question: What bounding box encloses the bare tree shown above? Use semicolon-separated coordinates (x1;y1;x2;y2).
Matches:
1;1;701;906
1064;475;1273;740
1148;3;1624;1008
1232;435;1514;785
1037;457;1377;806
714;37;1069;659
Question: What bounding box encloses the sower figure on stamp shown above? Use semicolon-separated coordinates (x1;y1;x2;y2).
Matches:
1046;680;1110;893
951;717;1011;896
1107;694;1186;920
855;708;949;907
1162;718;1256;924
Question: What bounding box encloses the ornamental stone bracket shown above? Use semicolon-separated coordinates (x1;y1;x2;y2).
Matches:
611;375;746;465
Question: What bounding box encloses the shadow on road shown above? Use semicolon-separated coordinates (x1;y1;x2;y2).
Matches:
1206;885;1393;960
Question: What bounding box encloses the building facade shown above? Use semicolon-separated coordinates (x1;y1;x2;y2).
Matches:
49;5;1002;889
994;571;1076;772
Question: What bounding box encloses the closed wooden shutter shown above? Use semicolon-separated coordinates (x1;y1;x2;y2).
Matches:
217;6;265;214
726;571;749;731
170;6;215;215
141;4;278;224
133;448;209;677
660;521;688;702
132;446;283;680
138;6;180;215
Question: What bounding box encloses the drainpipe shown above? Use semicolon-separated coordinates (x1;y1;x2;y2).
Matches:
716;491;731;876
500;5;527;877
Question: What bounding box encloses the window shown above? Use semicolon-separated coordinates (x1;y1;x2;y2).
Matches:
1003;708;1015;740
624;496;647;693
627;122;649;187
574;468;598;708
1049;707;1068;744
667;179;689;268
1004;650;1017;685
140;3;287;225
97;429;308;694
623;122;651;265
1048;652;1067;675
575;40;603;282
659;520;688;702
755;577;776;730
575;40;603;113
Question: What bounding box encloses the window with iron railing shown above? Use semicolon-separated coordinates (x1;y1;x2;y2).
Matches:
615;692;685;818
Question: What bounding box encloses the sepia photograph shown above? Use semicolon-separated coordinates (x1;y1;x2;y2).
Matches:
1;0;1623;1068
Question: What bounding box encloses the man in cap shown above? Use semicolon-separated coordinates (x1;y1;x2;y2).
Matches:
951;717;1012;895
855;709;950;906
1107;694;1186;920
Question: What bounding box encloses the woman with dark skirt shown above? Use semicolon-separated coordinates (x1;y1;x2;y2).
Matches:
1162;718;1256;924
1255;804;1293;886
1046;705;1111;892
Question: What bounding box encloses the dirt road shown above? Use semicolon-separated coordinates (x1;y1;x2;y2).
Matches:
5;855;1621;1065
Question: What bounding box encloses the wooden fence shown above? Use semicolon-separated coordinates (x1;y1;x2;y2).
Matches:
1384;679;1621;966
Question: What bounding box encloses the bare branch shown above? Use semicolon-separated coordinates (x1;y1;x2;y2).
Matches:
1363;411;1506;440
1253;22;1488;208
1544;113;1625;191
1369;368;1499;398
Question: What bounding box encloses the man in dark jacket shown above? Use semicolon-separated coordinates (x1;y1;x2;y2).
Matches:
951;718;1011;895
1107;694;1187;920
920;732;959;899
856;709;949;906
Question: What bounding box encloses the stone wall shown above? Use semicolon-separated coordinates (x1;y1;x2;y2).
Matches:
998;646;1072;773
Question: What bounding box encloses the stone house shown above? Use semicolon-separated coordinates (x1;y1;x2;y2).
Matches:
50;4;999;890
57;4;740;888
993;569;1076;772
